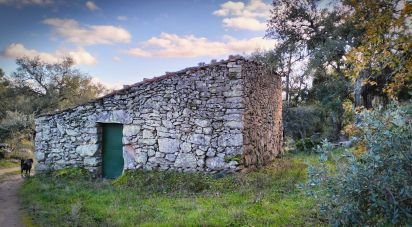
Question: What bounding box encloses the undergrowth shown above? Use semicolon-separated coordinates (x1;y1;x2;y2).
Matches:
0;159;20;168
306;104;412;226
19;155;325;226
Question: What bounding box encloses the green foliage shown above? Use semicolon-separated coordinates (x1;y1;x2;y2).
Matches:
19;157;323;226
0;57;108;146
12;56;107;114
306;104;412;225
5;150;32;160
266;0;355;139
283;105;329;148
0;110;35;158
267;0;410;144
51;167;91;180
344;0;412;101
0;110;34;158
309;74;352;139
0;111;34;142
267;0;355;104
0;159;20;168
341;99;356;132
0;69;11;119
295;138;321;152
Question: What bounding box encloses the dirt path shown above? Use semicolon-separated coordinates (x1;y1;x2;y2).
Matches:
0;167;20;175
0;168;24;227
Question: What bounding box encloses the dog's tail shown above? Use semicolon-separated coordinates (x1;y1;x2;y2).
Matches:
21;159;24;167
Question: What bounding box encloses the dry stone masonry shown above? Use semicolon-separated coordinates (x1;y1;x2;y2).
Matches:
35;56;283;176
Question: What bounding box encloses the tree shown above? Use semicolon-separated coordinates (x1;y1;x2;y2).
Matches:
309;73;351;139
344;0;412;106
266;0;355;139
0;68;11;119
266;0;412;139
249;49;309;107
12;56;107;114
268;0;411;108
0;56;108;146
266;0;357;77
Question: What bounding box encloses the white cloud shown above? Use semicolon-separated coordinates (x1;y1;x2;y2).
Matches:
43;18;132;46
0;0;53;7
2;43;97;65
117;16;128;21
125;32;276;58
85;1;99;11
213;0;270;31
91;77;124;90
214;0;270;18
222;17;266;31
112;56;121;62
213;1;245;17
65;48;97;65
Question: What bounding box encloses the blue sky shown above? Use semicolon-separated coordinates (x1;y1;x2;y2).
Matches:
0;0;276;88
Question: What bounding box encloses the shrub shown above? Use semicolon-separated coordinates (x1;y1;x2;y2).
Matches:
7;150;32;160
0;111;34;142
283;105;324;141
295;138;321;152
306;104;412;226
283;105;326;152
2;138;33;160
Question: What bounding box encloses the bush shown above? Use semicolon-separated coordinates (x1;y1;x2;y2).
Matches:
6;150;32;160
1;138;33;160
295;138;321;152
283;105;324;140
306;104;412;226
0;111;34;142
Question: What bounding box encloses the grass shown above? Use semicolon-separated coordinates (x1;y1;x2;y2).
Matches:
19;153;327;226
0;159;20;169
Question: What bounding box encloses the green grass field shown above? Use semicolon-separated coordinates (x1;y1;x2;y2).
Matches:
19;153;330;226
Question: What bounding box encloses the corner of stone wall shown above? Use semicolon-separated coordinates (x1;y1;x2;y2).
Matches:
34;116;49;173
241;62;283;169
34;108;105;175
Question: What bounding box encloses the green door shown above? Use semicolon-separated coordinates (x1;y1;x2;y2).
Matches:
102;124;124;178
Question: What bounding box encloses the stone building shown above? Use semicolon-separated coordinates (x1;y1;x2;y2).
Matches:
34;56;283;178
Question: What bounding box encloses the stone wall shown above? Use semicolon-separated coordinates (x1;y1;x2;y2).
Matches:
35;58;248;175
241;61;283;168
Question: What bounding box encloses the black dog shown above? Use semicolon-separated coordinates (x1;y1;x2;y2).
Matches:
21;158;33;177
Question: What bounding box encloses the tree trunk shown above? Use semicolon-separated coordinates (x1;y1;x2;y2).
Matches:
285;52;292;107
354;70;367;107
